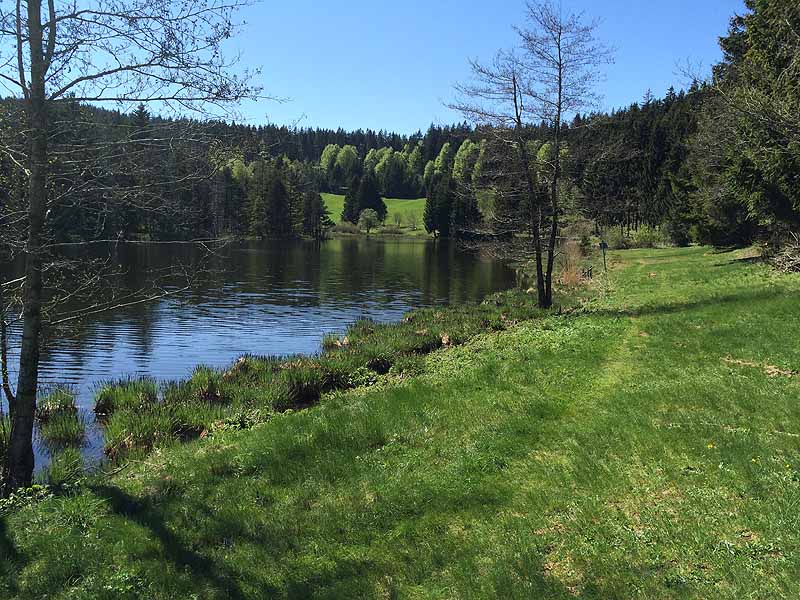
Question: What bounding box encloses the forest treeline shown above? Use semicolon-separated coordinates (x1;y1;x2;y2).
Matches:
0;0;797;250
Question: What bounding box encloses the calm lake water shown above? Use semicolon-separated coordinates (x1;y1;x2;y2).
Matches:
3;238;517;466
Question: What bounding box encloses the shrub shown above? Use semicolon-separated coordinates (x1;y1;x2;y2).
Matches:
603;226;667;250
604;228;629;250
332;222;360;235
561;217;594;240
358;209;380;234
631;225;667;248
579;234;593;256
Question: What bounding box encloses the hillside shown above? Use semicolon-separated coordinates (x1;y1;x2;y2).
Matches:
322;193;427;232
2;247;800;598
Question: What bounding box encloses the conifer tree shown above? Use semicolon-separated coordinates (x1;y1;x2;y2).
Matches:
302;191;334;240
264;177;294;238
355;172;387;222
341;176;362;223
424;172;454;237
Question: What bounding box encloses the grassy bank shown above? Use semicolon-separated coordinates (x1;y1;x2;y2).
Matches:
3;246;800;598
322;193;427;235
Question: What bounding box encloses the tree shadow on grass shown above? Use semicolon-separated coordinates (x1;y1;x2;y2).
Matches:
90;484;248;599
591;288;786;320
0;517;24;596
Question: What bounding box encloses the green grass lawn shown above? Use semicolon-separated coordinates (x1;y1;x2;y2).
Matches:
322;193;427;234
3;247;800;598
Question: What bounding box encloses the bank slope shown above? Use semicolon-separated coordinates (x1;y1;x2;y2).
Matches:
3;246;800;599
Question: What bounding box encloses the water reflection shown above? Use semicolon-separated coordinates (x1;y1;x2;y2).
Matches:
3;237;516;465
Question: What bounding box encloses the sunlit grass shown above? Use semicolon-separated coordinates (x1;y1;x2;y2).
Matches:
322;193;427;234
4;247;800;597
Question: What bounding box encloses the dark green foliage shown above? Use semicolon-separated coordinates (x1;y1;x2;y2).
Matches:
341;176;361;224
302;191;334;240
450;186;481;238
355;172;387;222
341;173;386;224
424;172;454;237
704;0;800;235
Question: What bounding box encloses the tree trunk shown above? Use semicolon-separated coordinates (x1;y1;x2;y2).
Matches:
6;0;47;492
544;53;563;310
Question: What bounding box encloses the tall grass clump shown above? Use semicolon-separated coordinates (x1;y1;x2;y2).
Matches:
189;366;225;404
38;413;86;452
103;405;175;461
35;387;85;452
94;377;158;418
36;387;78;423
39;447;84;488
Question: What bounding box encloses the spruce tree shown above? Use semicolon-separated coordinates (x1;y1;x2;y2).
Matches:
265;177;293;238
355;172;387;222
302;191;334;240
341;176;361;223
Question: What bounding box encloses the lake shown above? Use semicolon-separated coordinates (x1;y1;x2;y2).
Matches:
2;238;517;466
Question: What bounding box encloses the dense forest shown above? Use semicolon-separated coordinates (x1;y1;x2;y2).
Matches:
0;0;797;248
3;1;796;252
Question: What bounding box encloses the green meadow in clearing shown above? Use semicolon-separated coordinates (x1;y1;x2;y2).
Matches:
322;193;427;232
2;246;800;598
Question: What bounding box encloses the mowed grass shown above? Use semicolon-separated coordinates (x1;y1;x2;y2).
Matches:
3;247;800;598
322;193;427;233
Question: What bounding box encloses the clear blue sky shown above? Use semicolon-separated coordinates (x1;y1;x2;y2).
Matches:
231;0;744;133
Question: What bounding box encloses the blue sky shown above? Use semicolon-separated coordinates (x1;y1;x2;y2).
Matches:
231;0;744;133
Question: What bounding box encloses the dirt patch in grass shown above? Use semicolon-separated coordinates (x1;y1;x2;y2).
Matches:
723;356;799;379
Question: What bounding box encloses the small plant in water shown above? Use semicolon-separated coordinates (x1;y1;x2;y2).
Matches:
35;383;84;453
39;411;86;452
94;377;158;418
36;387;78;423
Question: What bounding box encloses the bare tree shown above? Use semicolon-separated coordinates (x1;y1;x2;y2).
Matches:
0;0;260;492
452;1;611;308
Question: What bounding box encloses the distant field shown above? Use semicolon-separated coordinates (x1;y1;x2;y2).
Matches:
321;193;426;231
